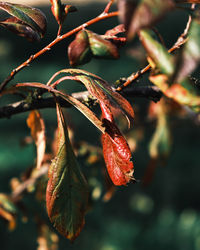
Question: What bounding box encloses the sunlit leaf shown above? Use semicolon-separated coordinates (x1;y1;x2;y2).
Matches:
0;17;41;42
139;29;174;75
86;30;119;59
48;69;134;127
0;193;17;231
104;24;125;36
68;30;92;66
27;110;46;169
16;82;105;133
127;0;174;40
150;74;200;112
0;2;46;40
50;0;77;26
46;102;88;241
100;102;135;186
50;0;65;26
148;101;171;159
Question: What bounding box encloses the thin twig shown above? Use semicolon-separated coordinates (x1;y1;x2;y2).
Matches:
102;0;115;14
0;11;119;93
11;165;49;202
116;8;195;92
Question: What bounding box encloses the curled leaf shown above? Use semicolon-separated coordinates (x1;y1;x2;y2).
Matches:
68;30;92;66
0;1;46;41
46;102;88;241
87;30;119;59
27;110;46;169
47;69;134;127
100;102;135;186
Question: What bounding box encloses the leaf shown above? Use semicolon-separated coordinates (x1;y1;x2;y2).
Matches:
48;69;134;127
149;74;200;112
100;102;135;186
50;0;77;26
117;0;138;32
0;2;46;40
104;24;126;36
148;101;171;159
139;29;174;75
16;82;105;133
50;0;65;26
68;30;92;66
0;193;17;231
68;29;120;67
127;0;174;40
86;30;119;59
27;110;46;169
0;17;41;42
46;102;88;241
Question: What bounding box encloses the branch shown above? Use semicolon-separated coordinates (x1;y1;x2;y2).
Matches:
0;11;119;93
116;9;194;92
0;86;162;119
120;85;162;102
11;165;49;202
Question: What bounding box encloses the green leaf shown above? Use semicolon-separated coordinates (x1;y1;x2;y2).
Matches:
139;29;174;75
47;69;134;127
46;102;88;241
0;2;46;40
16;82;105;133
86;30;119;59
68;30;92;66
127;0;174;40
148;101;171;159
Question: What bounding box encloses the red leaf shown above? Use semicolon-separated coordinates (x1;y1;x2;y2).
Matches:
100;102;135;186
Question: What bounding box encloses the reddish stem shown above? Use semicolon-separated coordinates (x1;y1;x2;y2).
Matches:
0;11;119;93
103;0;115;14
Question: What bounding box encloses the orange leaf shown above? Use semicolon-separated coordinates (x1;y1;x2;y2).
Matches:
27;110;46;169
100;102;135;186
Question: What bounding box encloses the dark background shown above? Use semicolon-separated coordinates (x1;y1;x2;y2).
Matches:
0;2;200;250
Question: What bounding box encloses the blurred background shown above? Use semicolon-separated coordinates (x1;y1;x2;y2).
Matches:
0;1;200;250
